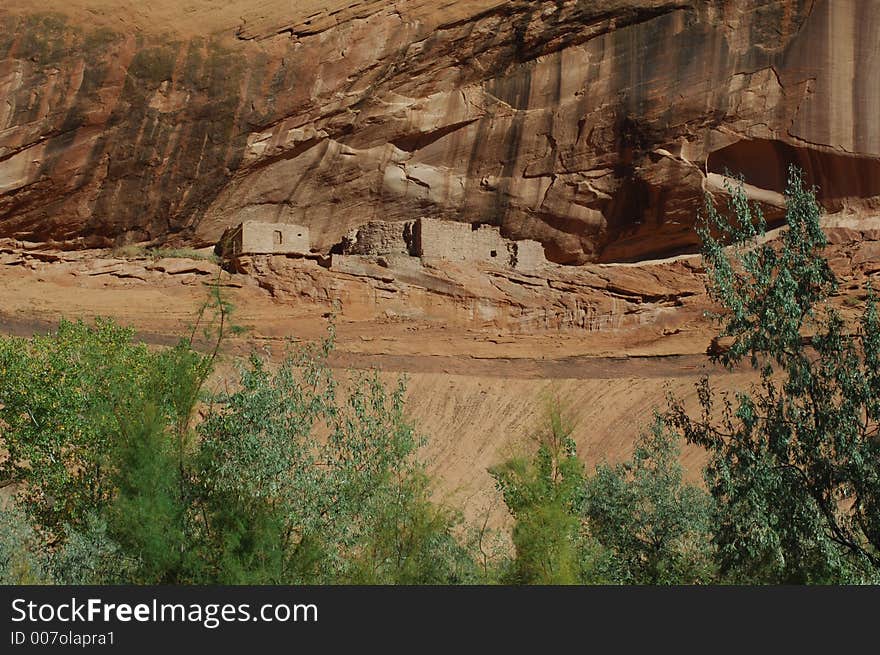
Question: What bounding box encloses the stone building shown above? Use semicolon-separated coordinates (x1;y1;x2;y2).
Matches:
216;221;310;257
508;239;547;271
414;219;514;266
339;218;547;271
340;220;416;256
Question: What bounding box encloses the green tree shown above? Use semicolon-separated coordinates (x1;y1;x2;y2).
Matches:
195;331;471;584
109;283;233;583
489;403;598;584
666;167;880;583
583;415;716;584
0;318;156;535
107;400;196;583
0;284;232;582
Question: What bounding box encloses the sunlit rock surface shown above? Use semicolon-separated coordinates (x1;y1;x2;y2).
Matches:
1;0;878;262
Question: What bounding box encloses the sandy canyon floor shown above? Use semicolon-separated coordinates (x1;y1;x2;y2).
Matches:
1;216;878;527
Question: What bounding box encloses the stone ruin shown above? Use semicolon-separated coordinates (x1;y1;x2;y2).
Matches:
214;217;548;272
339;220;416;257
216;221;311;258
339;218;547;271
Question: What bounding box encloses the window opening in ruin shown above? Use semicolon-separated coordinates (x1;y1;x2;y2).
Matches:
273;230;283;245
490;250;497;258
471;223;480;231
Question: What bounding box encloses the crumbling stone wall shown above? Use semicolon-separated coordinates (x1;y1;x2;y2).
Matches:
415;219;509;264
338;217;547;271
415;219;546;271
342;220;416;255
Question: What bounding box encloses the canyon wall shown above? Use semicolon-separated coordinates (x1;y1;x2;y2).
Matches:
1;0;878;262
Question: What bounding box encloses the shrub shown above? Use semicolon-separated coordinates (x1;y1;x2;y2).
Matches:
195;333;473;584
583;415;716;584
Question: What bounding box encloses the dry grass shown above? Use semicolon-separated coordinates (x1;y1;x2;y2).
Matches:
112;245;219;263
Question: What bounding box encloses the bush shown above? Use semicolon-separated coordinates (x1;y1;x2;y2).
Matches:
0;502;52;584
583;415;716;584
195;333;473;584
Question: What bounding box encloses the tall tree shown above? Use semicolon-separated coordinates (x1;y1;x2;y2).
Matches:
490;403;594;584
667;167;880;583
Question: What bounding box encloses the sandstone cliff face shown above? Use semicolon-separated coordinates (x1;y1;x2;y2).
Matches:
1;0;878;262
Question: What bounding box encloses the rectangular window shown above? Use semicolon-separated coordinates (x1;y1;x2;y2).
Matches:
273;230;283;246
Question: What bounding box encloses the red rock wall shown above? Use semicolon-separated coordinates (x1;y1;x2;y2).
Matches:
0;1;878;262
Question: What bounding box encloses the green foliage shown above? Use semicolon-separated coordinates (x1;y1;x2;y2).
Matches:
346;469;476;584
461;510;514;584
0;318;156;535
490;403;593;584
0;502;52;584
666;167;880;583
107;402;194;583
196;332;471;584
583;415;716;584
96;284;229;584
695;167;837;369
51;513;138;585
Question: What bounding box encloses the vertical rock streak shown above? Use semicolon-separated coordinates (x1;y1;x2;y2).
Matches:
0;1;877;261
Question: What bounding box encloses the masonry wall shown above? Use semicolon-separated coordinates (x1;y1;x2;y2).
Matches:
415;218;511;265
510;239;547;271
336;217;547;271
343;220;415;255
239;221;310;254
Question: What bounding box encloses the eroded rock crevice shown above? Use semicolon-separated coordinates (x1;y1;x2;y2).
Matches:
707;138;880;209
